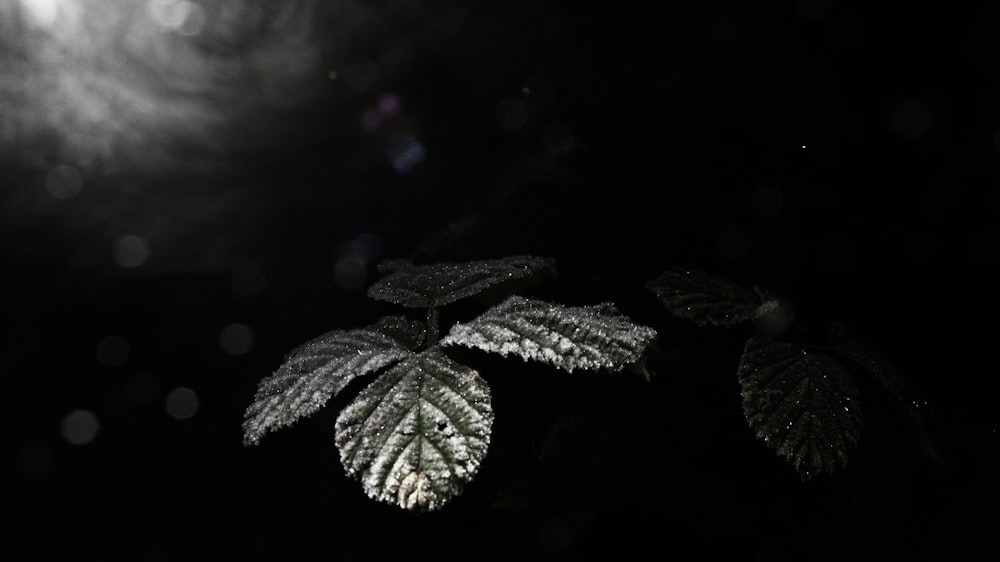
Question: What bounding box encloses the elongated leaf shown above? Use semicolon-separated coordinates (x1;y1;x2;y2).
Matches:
647;267;778;326
737;336;863;480
367;255;556;308
440;295;659;373
243;316;425;446
335;348;493;511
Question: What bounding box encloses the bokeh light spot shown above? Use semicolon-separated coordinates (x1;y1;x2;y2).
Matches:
361;108;383;134
717;225;751;260
112;235;151;268
347;232;383;264
147;0;201;34
165;387;199;420
377;93;402;119
390;136;426;174
219;323;254;356
752;186;784;218
46;163;83;199
62;409;100;445
96;334;130;368
334;254;368;291
755;298;796;337
231;262;266;296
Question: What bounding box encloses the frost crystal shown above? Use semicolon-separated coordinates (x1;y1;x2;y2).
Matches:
335;348;493;511
440;296;658;373
366;255;556;308
737;336;863;479
242;316;424;446
647;266;776;327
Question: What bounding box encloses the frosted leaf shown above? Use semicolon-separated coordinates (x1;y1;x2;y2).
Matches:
335;348;493;512
737;336;863;480
367;255;556;308
242;316;424;446
440;296;659;373
647;267;777;327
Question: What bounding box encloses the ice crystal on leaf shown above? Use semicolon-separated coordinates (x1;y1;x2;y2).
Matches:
335;348;492;511
737;336;863;480
646;266;777;327
366;255;556;308
243;316;425;446
441;296;658;373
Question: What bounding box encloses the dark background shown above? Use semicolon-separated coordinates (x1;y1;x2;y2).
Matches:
3;1;999;560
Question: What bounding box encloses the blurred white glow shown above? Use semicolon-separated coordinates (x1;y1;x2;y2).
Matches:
165;387;199;420
390;135;426;174
45;163;83;199
1;0;332;175
62;409;99;445
96;334;130;367
219;322;254;355
148;0;205;36
20;0;61;27
334;254;367;290
112;235;151;268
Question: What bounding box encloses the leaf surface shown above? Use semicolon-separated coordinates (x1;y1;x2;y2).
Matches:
737;336;863;479
647;267;777;326
335;348;493;511
367;255;556;308
441;295;658;372
242;316;424;446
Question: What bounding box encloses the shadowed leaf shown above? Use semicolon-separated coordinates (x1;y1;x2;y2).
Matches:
647;266;777;326
828;322;944;464
367;255;556;308
737;336;863;480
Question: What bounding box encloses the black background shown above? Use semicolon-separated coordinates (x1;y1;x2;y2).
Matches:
3;1;999;561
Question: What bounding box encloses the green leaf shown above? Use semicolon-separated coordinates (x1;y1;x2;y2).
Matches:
242;316;424;446
647;267;777;327
440;295;659;373
737;336;863;480
367;255;556;308
335;348;493;511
